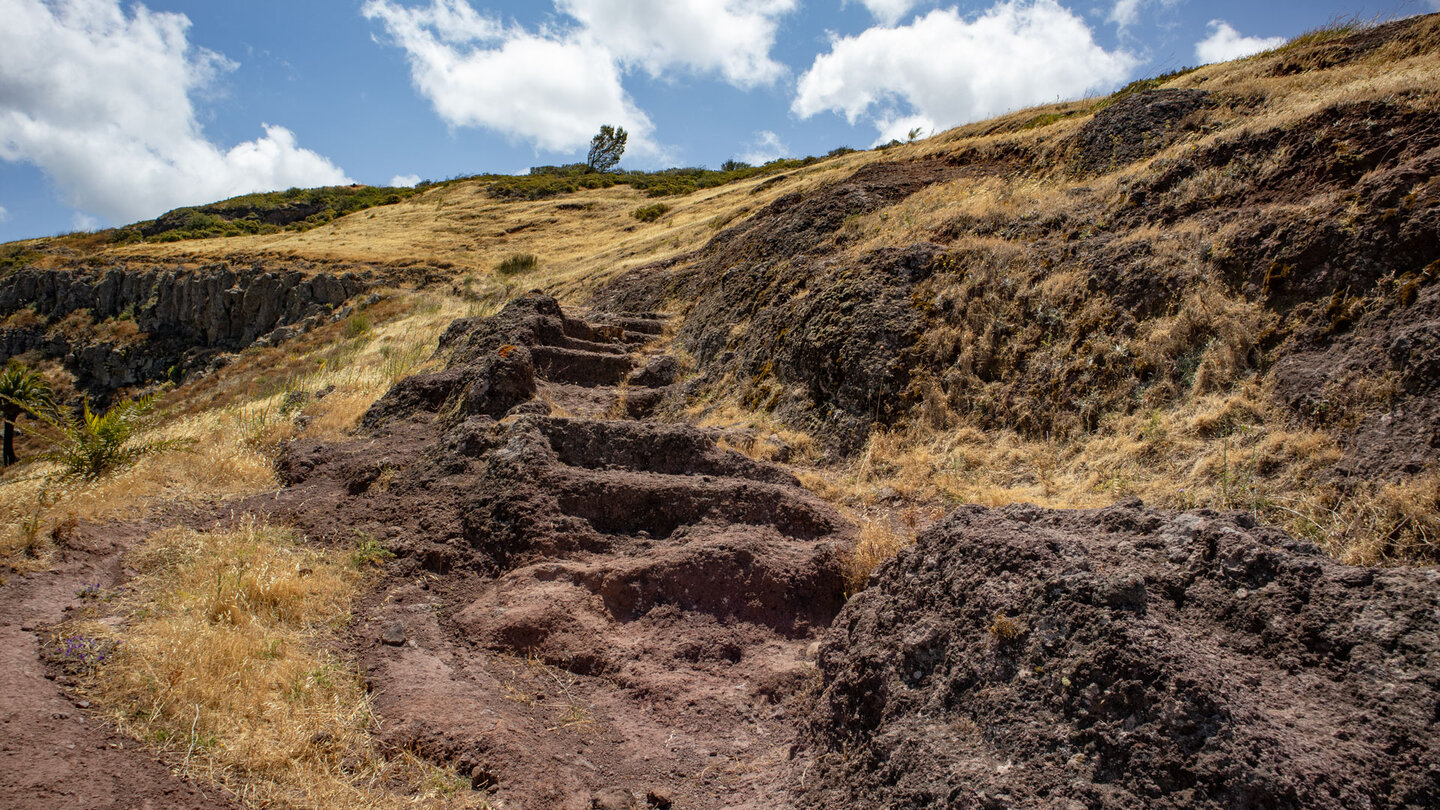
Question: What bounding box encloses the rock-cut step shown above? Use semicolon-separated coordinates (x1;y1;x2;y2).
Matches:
297;293;852;809
364;293;680;424
459;414;847;568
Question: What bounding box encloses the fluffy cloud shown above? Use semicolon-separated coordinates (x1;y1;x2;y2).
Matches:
0;205;8;223
0;0;349;226
739;130;787;164
794;1;1137;140
365;0;799;158
856;0;920;25
364;0;656;156
1195;20;1286;64
555;0;796;87
1107;0;1181;29
390;173;422;187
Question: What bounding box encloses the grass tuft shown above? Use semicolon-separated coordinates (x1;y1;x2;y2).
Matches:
496;253;539;276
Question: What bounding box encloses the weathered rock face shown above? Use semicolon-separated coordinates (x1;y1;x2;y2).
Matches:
0;264;370;393
363;292;664;428
797;501;1440;809
1071;88;1212;174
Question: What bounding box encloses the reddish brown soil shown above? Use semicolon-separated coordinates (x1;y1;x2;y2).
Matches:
0;524;239;810
6;292;1439;809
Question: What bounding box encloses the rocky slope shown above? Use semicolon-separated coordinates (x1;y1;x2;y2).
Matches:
1;14;1439;810
242;294;1438;808
595;15;1440;481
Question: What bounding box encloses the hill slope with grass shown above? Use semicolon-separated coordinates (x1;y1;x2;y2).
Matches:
1;13;1439;810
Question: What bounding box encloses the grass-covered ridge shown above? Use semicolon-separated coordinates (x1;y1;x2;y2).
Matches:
126;183;432;242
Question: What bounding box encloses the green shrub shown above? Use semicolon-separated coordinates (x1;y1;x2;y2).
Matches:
632;203;670;223
33;391;193;482
496;254;539;275
350;534;396;569
342;314;371;338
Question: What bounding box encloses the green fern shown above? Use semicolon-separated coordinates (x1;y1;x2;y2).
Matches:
32;391;193;481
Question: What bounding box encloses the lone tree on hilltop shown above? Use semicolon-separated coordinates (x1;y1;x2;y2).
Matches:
0;361;53;467
587;125;627;173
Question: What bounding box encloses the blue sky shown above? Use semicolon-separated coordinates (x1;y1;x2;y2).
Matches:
2;0;1436;242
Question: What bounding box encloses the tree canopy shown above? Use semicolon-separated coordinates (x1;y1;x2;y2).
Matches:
586;125;627;173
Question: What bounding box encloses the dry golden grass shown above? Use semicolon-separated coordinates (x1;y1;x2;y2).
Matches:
69;520;486;809
803;379;1434;566
842;517;915;595
692;398;820;464
99;160;863;304
0;404;281;569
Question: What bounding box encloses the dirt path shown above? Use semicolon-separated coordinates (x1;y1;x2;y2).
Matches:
0;526;239;810
261;294;855;809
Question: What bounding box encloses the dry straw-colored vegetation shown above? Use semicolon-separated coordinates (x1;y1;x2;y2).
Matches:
67;520;486;809
97;154;866;302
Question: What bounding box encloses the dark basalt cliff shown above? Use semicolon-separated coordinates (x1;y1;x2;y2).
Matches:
0;263;370;394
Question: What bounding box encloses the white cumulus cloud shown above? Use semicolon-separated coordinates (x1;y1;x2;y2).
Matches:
856;0;921;25
793;1;1137;139
1195;20;1286;64
364;0;657;157
0;205;8;222
739;130;787;164
0;0;350;226
555;0;797;88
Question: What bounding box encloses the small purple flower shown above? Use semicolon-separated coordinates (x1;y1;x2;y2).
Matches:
53;634;117;674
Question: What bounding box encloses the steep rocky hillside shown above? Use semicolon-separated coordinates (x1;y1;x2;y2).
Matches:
1;14;1438;810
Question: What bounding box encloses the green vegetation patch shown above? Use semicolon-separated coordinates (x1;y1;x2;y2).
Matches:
484;158;821;202
631;203;670;223
138;183;428;243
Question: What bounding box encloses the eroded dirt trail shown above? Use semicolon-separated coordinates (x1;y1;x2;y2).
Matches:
262;294;853;809
0;526;239;810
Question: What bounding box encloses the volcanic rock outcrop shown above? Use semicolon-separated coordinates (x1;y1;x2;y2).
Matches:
0;263;371;393
797;501;1440;809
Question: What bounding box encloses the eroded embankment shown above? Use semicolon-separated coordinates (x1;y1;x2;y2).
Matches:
798;502;1440;809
